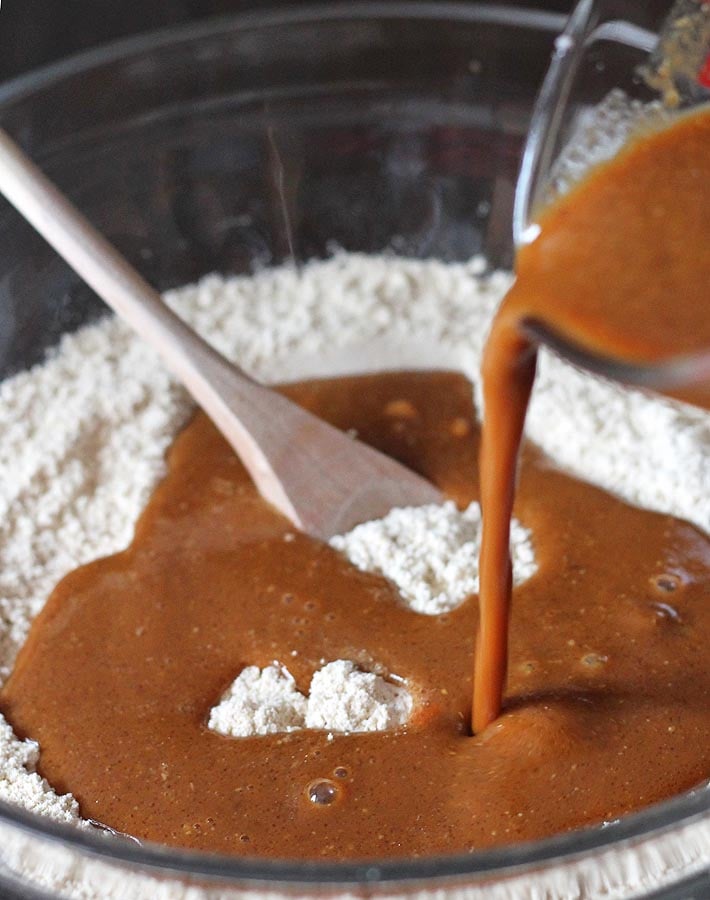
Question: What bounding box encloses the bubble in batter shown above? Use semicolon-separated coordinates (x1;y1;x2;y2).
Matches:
651;573;681;593
650;601;682;623
307;779;339;805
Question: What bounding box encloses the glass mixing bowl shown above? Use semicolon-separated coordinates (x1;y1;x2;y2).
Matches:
0;3;707;898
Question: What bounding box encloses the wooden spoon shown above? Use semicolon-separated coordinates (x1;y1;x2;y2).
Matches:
0;129;442;539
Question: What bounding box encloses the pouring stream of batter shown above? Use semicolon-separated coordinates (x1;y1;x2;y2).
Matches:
474;107;710;733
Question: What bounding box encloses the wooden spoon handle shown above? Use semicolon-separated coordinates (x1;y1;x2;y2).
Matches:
0;128;314;519
0;129;442;538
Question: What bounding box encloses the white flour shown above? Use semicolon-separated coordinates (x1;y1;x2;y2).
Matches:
0;252;708;874
330;500;536;615
305;660;411;732
208;664;308;737
208;660;412;738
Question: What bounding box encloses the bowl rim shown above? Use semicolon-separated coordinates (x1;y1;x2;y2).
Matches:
0;0;707;888
0;1;567;110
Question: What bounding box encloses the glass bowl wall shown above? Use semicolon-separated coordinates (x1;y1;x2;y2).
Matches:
0;2;561;380
0;4;707;899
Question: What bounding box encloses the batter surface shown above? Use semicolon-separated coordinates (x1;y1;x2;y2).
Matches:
2;371;709;858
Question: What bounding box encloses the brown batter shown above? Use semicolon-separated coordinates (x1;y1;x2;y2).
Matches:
475;108;710;732
2;371;709;858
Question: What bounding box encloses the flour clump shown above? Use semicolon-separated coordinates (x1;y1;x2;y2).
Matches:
306;660;412;732
330;500;536;615
0;715;82;825
208;660;412;737
207;664;307;737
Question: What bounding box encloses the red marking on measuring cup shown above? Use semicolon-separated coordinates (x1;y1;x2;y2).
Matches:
699;52;710;88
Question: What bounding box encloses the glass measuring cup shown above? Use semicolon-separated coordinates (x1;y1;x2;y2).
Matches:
512;0;710;408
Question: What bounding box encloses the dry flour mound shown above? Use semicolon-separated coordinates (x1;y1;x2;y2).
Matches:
0;252;707;873
209;660;411;738
330;500;536;615
0;716;82;826
207;664;307;737
529;355;710;525
306;660;411;732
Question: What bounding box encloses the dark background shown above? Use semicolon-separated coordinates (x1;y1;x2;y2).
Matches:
0;0;673;83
